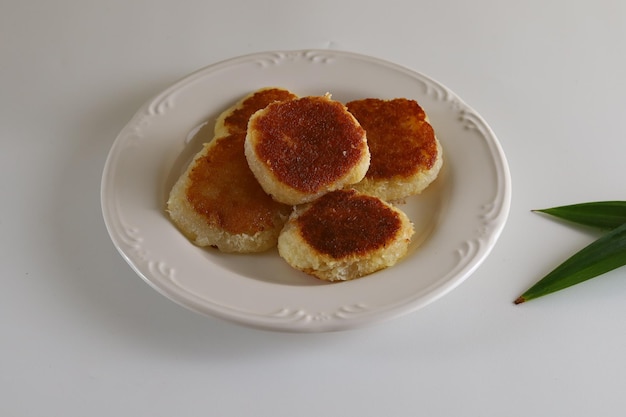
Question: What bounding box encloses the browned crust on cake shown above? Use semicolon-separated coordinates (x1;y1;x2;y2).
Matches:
346;98;438;180
248;96;368;194
185;132;291;235
295;189;402;259
217;88;298;136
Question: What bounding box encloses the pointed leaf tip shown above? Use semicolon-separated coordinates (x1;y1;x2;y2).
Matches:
532;201;626;230
514;296;526;305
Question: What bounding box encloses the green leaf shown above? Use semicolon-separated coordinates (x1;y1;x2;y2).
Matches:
533;201;626;230
515;221;626;304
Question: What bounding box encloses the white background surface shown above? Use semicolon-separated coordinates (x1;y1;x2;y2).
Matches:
2;1;625;416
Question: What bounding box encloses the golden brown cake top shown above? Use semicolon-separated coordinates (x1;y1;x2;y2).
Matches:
222;88;298;134
249;96;368;193
346;98;438;179
296;189;402;259
186;133;291;235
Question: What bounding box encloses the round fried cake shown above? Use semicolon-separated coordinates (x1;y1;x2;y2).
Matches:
167;132;292;253
277;189;414;281
346;98;442;201
245;95;370;206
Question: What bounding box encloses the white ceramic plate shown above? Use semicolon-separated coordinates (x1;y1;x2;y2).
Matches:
101;50;511;332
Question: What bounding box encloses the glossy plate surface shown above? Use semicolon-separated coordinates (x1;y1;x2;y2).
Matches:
101;50;511;332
